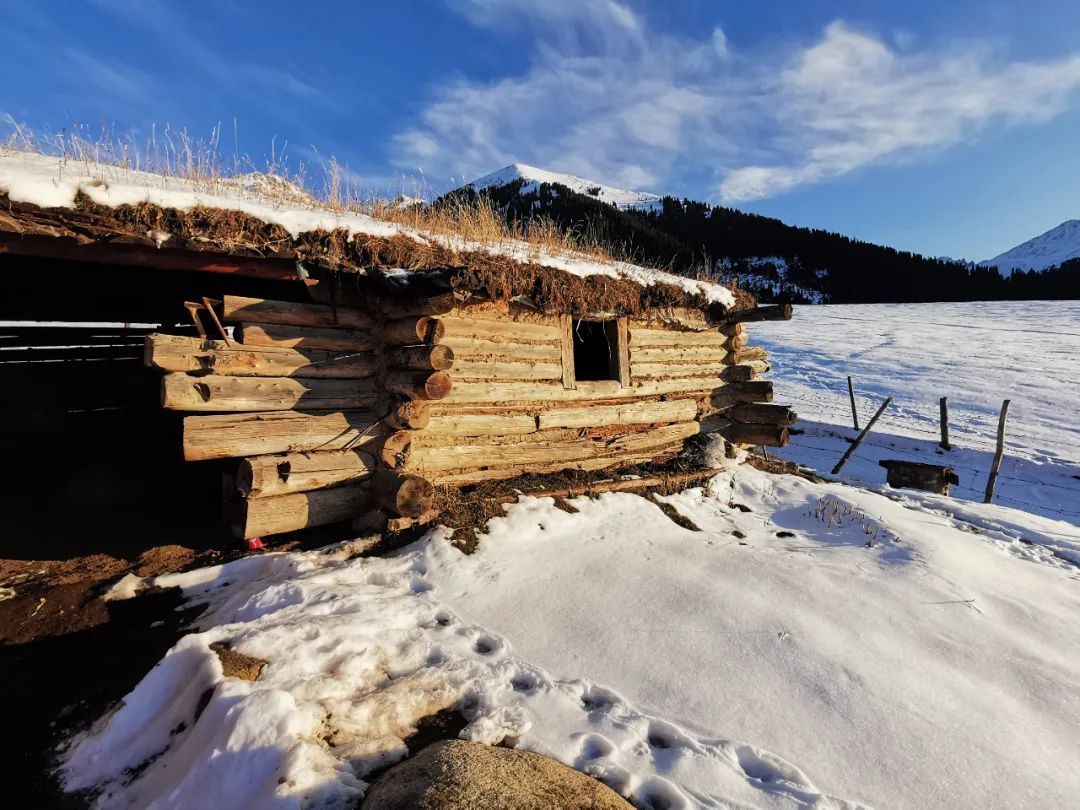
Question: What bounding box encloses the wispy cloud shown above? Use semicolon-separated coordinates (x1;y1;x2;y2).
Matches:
86;0;331;110
394;5;1080;201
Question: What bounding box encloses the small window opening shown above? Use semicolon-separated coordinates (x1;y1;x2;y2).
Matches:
572;319;619;381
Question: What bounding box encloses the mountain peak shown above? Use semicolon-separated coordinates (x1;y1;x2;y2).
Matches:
980;219;1080;274
465;164;663;212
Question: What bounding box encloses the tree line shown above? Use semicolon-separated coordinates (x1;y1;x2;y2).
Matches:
449;180;1079;303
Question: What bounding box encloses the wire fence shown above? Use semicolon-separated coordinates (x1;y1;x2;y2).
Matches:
770;383;1080;521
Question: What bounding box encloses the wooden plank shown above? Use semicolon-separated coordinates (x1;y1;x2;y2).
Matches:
728;403;797;425
183;410;388;461
446;377;720;404
145;334;376;378
559;314;576;390
443;315;562;343
614;317;630;387
538;398;698;430
238;450;376;498
453;358;563;381
409;422;699;473
222;295;373;329
442;336;560;362
236;484;367;539
430;451;674;485
425;412;539;437
628;328;729;347
631;361;728;379
629;345;728;363
162;374;378;412
236;322;376;352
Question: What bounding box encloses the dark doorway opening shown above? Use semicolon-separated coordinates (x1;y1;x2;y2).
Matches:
572;319;619;382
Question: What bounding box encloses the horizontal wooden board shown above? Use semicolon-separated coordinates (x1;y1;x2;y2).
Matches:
183;410;387;461
236;322;376;352
628;328;730;347
538;398;698;429
446;377;719;404
453;358;563;381
441;336;561;362
146;334;376;378
632;361;729;379
425;412;539;437
237;484;368;539
223;295;373;329
442;316;562;343
408;421;699;473
239;450;376;498
162;374;378;412
629;345;729;363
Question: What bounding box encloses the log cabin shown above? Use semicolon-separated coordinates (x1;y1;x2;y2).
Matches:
0;151;795;545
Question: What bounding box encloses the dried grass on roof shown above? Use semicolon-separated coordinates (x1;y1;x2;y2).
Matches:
2;191;754;318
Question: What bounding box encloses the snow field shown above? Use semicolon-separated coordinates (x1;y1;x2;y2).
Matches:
753;301;1080;525
64;462;1080;809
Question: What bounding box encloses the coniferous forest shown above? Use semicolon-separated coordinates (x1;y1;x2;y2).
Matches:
451;179;1079;304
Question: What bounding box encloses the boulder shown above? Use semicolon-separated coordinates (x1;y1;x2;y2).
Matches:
363;739;630;809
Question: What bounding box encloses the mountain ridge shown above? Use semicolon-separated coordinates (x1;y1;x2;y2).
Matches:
980;220;1080;275
451;165;1079;304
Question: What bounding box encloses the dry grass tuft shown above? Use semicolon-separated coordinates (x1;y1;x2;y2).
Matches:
2;118;755;315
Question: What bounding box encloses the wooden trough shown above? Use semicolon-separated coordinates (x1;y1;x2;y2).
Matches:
879;460;959;495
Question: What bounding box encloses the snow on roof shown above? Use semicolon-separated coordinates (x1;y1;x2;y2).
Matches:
0;150;734;309
467;163;664;213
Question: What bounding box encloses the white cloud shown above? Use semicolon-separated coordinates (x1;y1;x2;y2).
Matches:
394;9;1080;202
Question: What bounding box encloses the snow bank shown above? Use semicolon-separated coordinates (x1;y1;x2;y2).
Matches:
754;301;1080;524
63;466;1080;808
0;150;733;307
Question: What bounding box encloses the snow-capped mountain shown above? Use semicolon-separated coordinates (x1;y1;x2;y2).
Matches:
980;220;1080;274
466;163;663;213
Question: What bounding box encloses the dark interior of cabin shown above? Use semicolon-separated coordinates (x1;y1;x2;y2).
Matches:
0;254;308;561
572;318;620;381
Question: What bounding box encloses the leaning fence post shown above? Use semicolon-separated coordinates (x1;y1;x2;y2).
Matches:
832;396;892;475
939;397;950;451
984;399;1011;504
847;376;860;430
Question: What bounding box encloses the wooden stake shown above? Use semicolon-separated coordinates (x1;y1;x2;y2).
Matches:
832;396;892;475
939;397;951;451
847;376;859;431
984;399;1011;504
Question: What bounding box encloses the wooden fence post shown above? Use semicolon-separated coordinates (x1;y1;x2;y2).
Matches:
847;376;859;430
984;399;1011;504
832;396;892;475
939;397;950;451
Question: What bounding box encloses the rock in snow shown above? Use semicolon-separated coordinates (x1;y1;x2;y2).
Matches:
979;218;1080;274
364;739;631;809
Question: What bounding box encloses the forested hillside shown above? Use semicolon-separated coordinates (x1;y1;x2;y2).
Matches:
451;177;1078;303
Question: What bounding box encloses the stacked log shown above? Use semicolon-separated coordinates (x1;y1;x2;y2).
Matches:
145;293;794;534
146;294;443;538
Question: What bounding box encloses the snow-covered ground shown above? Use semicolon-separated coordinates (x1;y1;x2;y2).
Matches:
754;301;1080;526
65;456;1080;809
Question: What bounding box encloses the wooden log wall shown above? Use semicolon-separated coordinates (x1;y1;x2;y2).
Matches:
146;292;795;538
146;293;446;539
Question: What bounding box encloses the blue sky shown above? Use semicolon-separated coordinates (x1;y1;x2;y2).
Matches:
3;0;1080;261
